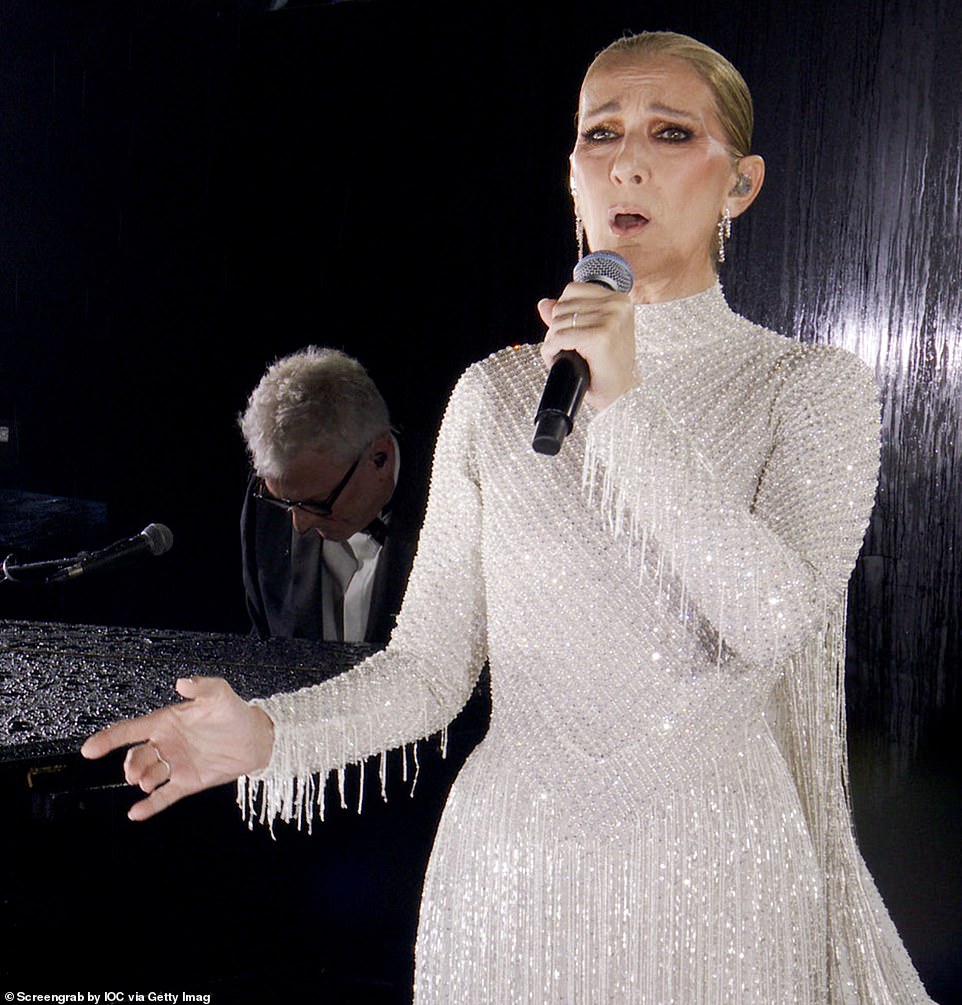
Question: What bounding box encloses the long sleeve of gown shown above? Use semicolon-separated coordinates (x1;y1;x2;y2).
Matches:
583;344;880;669
239;371;487;827
585;330;933;1001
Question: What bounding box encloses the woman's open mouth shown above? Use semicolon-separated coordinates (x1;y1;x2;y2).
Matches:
609;210;649;236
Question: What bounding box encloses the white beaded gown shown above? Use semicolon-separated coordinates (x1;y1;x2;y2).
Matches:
241;284;934;1003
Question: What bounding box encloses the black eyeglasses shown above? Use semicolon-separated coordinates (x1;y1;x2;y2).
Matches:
253;449;365;518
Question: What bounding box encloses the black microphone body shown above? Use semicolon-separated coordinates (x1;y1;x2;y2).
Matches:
49;523;174;582
531;351;590;455
532;251;634;456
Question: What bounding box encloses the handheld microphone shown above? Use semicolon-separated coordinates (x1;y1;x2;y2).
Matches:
49;523;174;582
532;251;634;456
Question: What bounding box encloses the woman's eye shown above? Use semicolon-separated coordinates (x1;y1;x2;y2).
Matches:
656;125;691;142
581;126;619;143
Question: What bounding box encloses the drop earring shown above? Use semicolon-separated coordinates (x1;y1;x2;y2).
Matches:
570;182;584;259
716;206;732;263
575;209;585;260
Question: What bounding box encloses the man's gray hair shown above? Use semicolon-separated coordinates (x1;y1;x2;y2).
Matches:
239;346;390;478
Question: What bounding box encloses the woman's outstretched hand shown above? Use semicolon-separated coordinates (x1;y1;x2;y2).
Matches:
80;675;275;821
538;280;636;413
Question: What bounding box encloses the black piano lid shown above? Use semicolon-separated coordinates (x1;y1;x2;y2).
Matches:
0;619;373;764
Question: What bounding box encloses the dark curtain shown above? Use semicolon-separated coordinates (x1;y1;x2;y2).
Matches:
0;0;958;999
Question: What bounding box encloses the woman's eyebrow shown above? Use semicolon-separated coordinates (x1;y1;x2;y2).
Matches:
582;99;621;119
647;101;698;121
582;98;699;122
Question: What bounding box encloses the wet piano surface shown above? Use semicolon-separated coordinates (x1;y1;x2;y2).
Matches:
0;617;370;763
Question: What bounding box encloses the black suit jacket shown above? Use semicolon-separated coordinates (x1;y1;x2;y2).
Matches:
239;444;427;644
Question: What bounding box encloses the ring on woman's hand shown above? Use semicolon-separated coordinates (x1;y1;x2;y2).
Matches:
572;312;579;329
150;743;172;781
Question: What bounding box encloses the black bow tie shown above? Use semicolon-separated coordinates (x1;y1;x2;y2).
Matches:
364;516;389;546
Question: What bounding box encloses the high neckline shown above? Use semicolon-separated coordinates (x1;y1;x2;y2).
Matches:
633;281;735;356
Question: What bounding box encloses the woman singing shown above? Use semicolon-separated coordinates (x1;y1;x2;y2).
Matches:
83;30;935;1004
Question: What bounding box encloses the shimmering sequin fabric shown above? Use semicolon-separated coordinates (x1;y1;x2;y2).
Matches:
242;284;934;1003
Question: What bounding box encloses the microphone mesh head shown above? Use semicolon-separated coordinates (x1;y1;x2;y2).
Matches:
142;523;174;556
572;251;634;293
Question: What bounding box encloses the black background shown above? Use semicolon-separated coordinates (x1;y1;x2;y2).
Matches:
1;1;959;1001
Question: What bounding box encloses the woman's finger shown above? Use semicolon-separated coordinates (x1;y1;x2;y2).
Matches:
81;710;167;761
127;776;188;822
537;298;557;327
174;675;226;700
124;741;173;793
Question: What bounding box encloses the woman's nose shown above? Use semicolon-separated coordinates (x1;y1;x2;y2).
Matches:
611;135;649;185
